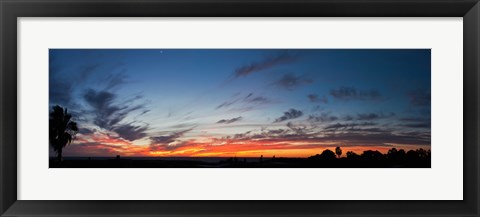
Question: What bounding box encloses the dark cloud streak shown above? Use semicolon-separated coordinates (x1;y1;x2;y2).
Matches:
308;94;328;104
234;53;297;78
330;86;382;101
274;109;303;123
308;113;339;123
83;88;148;141
274;73;313;90
356;112;395;121
150;128;195;151
408;89;431;106
113;124;148;141
217;116;243;124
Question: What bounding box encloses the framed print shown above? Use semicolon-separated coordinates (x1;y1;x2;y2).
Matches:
1;0;479;216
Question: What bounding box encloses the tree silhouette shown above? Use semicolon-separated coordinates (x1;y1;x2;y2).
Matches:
361;150;384;160
335;147;342;158
49;105;78;161
320;149;336;160
346;151;359;159
416;148;428;158
387;148;398;156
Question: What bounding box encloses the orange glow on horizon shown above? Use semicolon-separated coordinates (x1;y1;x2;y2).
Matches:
65;133;428;158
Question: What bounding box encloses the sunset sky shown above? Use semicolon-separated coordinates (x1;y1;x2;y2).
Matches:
49;49;431;157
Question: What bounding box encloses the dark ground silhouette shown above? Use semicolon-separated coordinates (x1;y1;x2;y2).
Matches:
50;147;431;168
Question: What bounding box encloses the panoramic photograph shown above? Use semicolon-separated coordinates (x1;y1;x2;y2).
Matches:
49;49;431;168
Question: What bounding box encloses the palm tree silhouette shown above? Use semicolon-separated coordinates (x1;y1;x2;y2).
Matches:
49;105;78;161
335;146;342;158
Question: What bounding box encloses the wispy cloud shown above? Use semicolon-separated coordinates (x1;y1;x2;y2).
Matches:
150;128;195;151
83;89;142;127
308;112;339;123
398;116;431;129
113;124;149;141
400;123;431;128
217;116;243;124
273;73;313;90
215;99;239;110
49;81;74;106
356;112;395;121
215;125;429;149
234;53;297;78
216;93;273;111
330;86;382;101
104;71;129;90
408;89;431;106
83;88;148;141
324;122;377;131
307;94;328;104
244;95;271;104
286;122;308;134
49;63;100;104
78;128;96;136
64;133;152;157
320;132;430;146
78;64;101;81
274;109;303;123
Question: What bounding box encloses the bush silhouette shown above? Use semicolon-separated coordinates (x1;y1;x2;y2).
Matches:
49;105;78;161
303;147;430;168
346;151;360;160
361;150;384;161
319;149;337;160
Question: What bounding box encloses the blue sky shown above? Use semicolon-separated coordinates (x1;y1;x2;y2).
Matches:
49;49;431;157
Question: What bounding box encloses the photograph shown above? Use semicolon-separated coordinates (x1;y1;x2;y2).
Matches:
49;49;431;168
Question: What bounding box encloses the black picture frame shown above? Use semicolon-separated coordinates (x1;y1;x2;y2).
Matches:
1;0;479;216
